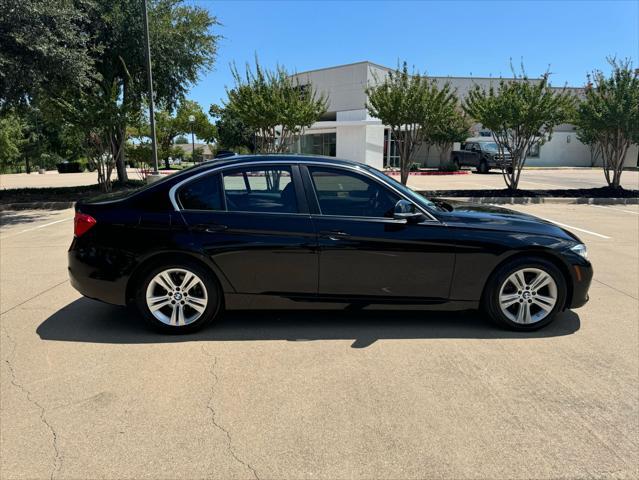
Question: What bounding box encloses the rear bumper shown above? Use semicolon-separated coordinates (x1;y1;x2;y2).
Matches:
68;250;128;306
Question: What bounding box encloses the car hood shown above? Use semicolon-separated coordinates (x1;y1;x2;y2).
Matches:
434;200;581;242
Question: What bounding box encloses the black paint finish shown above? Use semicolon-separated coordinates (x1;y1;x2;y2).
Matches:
68;155;592;313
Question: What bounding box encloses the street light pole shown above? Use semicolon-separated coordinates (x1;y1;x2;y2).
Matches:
142;0;160;181
188;115;195;163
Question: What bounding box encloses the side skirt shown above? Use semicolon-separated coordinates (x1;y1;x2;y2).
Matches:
224;293;478;311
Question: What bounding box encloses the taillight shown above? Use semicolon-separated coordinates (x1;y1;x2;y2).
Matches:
74;212;97;237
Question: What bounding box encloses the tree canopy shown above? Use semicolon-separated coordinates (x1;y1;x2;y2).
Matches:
209;103;256;153
464;69;575;190
0;0;94;107
0;0;220;187
575;58;639;188
366;62;458;184
225;59;327;153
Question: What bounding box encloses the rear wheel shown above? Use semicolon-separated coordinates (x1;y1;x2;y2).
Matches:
452;157;460;170
135;261;221;333
483;257;566;331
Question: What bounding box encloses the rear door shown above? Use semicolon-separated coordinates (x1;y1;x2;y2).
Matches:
176;163;318;295
302;165;455;301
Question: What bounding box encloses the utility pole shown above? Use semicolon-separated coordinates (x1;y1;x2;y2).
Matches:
142;0;161;182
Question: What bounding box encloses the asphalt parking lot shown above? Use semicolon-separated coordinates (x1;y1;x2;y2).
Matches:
1;204;638;479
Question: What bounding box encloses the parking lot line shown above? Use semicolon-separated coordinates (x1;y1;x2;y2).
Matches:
590;205;639;216
537;217;611;239
0;217;73;240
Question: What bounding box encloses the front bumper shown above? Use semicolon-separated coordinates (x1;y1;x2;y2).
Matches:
567;260;593;309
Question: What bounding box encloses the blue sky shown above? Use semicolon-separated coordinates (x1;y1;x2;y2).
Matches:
187;0;638;111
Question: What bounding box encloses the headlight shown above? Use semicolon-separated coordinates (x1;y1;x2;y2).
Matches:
570;243;588;259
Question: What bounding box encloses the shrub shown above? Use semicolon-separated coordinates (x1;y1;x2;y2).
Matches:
439;161;460;172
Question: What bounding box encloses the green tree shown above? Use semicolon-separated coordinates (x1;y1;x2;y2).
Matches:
0;0;93;106
366;62;457;184
141;100;214;169
464;68;575;190
429;107;471;168
225;59;327;153
209;103;256;152
575;58;639;189
48;0;219;183
0;110;25;173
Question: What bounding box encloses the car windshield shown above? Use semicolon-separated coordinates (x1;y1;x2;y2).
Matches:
362;165;438;212
480;142;499;152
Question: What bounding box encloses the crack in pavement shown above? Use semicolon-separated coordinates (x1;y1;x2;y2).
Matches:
201;346;259;480
0;279;69;316
1;323;62;480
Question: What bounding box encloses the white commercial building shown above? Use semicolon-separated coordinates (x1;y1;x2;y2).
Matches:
291;61;638;169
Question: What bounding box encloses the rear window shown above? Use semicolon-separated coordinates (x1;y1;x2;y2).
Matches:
177;173;224;210
222;166;298;214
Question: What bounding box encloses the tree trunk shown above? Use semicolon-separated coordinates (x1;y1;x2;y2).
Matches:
115;125;128;182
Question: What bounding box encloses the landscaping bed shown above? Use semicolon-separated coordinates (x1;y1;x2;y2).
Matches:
417;186;639;198
0;180;145;204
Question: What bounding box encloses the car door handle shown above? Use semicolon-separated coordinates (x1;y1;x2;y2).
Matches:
319;230;350;240
191;223;228;233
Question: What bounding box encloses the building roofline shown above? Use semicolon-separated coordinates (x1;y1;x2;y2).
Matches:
293;60;580;87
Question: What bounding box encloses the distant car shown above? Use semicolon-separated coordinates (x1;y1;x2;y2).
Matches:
69;155;592;334
451;140;512;173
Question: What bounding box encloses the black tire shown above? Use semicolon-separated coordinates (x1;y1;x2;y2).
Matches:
482;257;567;331
135;260;222;334
477;160;489;174
453;158;460;170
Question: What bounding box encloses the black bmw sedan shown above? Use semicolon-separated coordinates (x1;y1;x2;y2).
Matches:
68;155;592;333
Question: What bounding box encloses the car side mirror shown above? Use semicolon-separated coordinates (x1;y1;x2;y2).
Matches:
393;200;425;223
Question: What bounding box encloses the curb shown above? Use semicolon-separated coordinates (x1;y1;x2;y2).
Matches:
0;201;75;211
431;197;639;205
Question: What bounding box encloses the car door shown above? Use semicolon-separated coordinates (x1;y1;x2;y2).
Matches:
302;165;455;301
176;163;318;295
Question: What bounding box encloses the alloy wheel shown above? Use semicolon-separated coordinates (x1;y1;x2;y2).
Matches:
498;268;558;324
145;268;208;326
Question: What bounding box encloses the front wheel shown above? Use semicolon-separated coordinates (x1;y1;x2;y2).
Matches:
135;261;222;333
477;160;489;174
482;258;567;331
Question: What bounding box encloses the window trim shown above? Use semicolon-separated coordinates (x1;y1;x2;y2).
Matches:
302;164;438;223
169;160;438;222
176;163;306;215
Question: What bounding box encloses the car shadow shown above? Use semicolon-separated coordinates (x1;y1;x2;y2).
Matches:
0;207;70;228
37;298;581;348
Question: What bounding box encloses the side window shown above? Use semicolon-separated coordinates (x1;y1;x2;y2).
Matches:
308;167;400;218
222;166;298;214
178;173;224;210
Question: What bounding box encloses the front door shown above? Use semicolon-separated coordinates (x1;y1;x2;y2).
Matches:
305;165;455;301
177;164;318;295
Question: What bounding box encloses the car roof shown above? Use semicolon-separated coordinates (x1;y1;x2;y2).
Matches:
204;154;361;169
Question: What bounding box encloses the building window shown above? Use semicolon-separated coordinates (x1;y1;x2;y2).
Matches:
383;129;400;168
300;132;336;157
527;142;540;158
